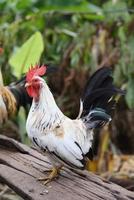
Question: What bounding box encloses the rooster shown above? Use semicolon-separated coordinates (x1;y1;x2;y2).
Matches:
25;65;123;184
0;76;31;124
0;65;56;124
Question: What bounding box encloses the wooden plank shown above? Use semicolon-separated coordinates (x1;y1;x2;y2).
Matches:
0;135;134;200
0;164;84;200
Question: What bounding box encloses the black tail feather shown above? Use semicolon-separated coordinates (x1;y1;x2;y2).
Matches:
82;67;113;99
80;67;124;129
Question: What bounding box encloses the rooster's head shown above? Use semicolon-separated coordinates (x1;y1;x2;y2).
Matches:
25;65;46;98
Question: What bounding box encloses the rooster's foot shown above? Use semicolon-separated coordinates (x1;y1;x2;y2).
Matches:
38;166;62;185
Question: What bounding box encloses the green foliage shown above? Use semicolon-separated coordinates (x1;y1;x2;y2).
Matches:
9;31;44;78
114;25;134;109
0;0;134;109
0;0;134;143
103;0;130;22
126;76;134;108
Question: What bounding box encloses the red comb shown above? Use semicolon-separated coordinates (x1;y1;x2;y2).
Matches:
26;64;47;82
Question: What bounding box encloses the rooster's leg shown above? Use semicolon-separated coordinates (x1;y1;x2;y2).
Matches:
38;166;62;185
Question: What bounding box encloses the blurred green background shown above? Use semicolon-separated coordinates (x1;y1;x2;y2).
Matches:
0;0;134;193
0;0;134;108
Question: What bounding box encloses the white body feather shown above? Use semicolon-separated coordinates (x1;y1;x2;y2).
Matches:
26;80;93;168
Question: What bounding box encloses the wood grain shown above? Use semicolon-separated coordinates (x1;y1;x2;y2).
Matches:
0;135;133;200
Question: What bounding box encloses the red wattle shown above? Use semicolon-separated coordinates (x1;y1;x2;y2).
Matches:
26;86;39;98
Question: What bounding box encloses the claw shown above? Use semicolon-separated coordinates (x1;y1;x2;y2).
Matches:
38;166;62;185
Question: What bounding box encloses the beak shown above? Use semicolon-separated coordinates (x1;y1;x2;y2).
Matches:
25;82;31;88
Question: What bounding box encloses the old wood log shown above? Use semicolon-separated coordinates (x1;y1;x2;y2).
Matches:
0;135;133;200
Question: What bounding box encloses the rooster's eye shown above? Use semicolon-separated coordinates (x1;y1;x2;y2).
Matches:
33;79;38;82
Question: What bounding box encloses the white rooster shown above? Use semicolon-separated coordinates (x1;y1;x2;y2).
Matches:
25;65;122;184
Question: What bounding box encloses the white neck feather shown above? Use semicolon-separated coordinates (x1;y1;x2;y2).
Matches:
26;80;64;136
31;81;64;120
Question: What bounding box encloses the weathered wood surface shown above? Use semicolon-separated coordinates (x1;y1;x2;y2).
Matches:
0;135;133;200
